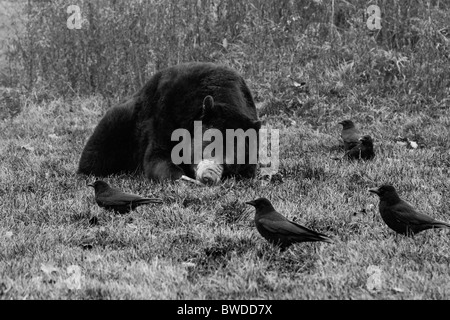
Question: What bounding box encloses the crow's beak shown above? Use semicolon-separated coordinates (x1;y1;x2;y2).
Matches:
245;200;256;206
368;187;379;195
338;121;344;125
87;183;94;188
149;198;164;204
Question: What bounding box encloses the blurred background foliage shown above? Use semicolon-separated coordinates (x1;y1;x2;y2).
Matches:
1;0;449;104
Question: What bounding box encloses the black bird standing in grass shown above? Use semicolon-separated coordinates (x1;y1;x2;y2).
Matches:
369;185;450;236
245;198;333;251
88;180;163;214
339;120;360;151
345;135;375;160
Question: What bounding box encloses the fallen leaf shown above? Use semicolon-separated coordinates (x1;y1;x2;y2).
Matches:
48;133;59;139
366;265;383;292
40;263;59;276
352;209;366;219
67;265;81;274
409;141;418;149
80;233;96;250
40;263;60;285
395;136;419;149
65;265;83;290
5;231;13;239
222;38;228;49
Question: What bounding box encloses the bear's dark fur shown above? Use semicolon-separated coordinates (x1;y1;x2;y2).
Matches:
78;62;261;182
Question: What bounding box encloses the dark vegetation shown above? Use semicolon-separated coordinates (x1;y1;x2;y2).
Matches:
2;0;449;103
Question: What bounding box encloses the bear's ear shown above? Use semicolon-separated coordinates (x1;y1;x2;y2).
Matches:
202;95;214;114
252;120;262;130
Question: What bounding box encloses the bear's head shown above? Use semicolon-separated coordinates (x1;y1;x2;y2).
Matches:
172;95;261;185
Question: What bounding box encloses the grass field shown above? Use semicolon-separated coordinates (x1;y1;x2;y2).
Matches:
1;90;450;299
1;0;450;301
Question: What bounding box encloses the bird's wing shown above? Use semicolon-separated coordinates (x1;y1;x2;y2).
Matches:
259;218;317;236
347;144;374;160
390;201;439;226
363;145;375;159
258;218;331;243
98;193;152;206
344;144;362;159
342;128;360;143
287;220;330;238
